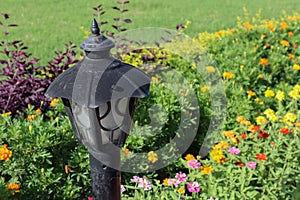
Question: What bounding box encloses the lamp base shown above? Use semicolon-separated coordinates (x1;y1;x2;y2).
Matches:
89;153;121;200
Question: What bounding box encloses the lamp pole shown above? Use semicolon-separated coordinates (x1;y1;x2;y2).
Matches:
45;19;151;200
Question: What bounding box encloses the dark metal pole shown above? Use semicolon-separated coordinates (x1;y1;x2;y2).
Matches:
89;153;121;200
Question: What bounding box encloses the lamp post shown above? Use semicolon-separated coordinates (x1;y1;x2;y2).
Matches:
45;19;151;200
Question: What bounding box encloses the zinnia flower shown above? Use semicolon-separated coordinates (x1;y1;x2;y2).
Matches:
0;144;12;161
187;181;201;193
258;131;269;139
246;162;257;169
280;40;290;47
265;89;275;97
188;159;201;169
222;72;235;79
175;172;187;183
275;90;285;101
280;127;290;135
7;183;20;195
260;58;269;65
185;154;195;161
148;151;158;163
256;153;267;161
201;166;214;175
228;147;240;155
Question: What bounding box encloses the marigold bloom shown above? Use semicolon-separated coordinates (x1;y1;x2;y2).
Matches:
281;113;297;126
50;98;60;107
266;24;275;31
0;144;12;161
214;141;229;150
293;64;300;70
243;22;253;30
260;58;269;65
280;127;290;135
288;86;300;100
222;72;235;79
263;108;277;121
27;114;37;120
247;90;256;97
188;159;201;169
223;130;235;138
256;116;268;125
206;66;216;73
236;116;246;123
265;89;275;97
280;40;290;47
280;22;289;29
184;154;195;161
187;181;201;193
228;147;240;155
288;53;295;59
7;183;20;195
275;90;285;101
148;151;158;163
246;161;257;169
201;166;213;175
248;125;261;132
210;149;226;163
177;187;185;194
34;109;42;115
256;153;267;161
201;86;210;92
258;131;269;139
288;32;294;37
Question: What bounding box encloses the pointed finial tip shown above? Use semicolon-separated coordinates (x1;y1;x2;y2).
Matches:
91;18;100;35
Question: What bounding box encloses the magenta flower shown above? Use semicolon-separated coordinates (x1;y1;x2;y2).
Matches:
87;197;93;200
138;177;151;190
187;181;201;193
167;178;180;187
246;161;257;169
228;147;240;155
188;159;201;169
121;185;126;193
175;172;187;183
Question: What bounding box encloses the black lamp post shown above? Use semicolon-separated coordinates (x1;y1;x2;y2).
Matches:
45;19;151;200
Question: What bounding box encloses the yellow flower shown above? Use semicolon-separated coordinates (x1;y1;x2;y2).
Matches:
255;98;264;104
201;86;210;92
7;183;20;195
261;34;266;39
206;66;216;73
223;72;235;79
265;89;275;97
256;116;268;125
280;40;290;47
236;116;246;123
258;74;264;79
266;24;275;31
223;130;235;139
0;144;12;161
275;90;285;101
281;113;297;126
65;165;71;174
260;58;268;66
34;109;42;115
243;22;253;30
27;115;37;121
214;141;229;150
264;108;277;121
210;149;225;163
162;178;170;186
148;151;158;163
177;187;185;194
50;98;60;107
288;85;300;100
293;64;300;70
201;166;213;175
184;154;195;161
247;90;256;97
280;22;289;29
1;112;11;117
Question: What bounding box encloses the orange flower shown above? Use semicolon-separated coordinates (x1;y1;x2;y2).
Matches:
200;166;213;175
280;40;290;47
280;22;289;29
247;90;256;97
123;148;131;157
266;24;275;31
0;144;12;161
288;32;294;37
240;134;247;139
243;22;253;30
223;130;235;139
248;125;261;132
65;165;71;174
223;72;235;79
235;160;243;168
256;153;267;161
260;58;269;65
288;54;295;59
7;183;20;195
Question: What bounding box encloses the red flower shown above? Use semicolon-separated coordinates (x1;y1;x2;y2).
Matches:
235;160;243;168
240;134;247;139
256;153;267;161
280;128;290;135
258;131;269;139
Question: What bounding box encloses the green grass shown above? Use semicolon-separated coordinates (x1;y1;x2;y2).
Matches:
0;0;300;65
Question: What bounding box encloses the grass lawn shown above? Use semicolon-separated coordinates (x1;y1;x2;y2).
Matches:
0;0;299;65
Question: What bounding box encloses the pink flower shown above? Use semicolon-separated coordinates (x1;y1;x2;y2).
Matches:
88;197;94;200
187;181;201;193
175;172;187;183
188;159;201;169
167;178;180;187
138;177;151;190
131;175;141;183
246;161;257;169
121;185;126;193
228;147;240;155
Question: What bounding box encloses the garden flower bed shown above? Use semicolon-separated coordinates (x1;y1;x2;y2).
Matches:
0;4;299;200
